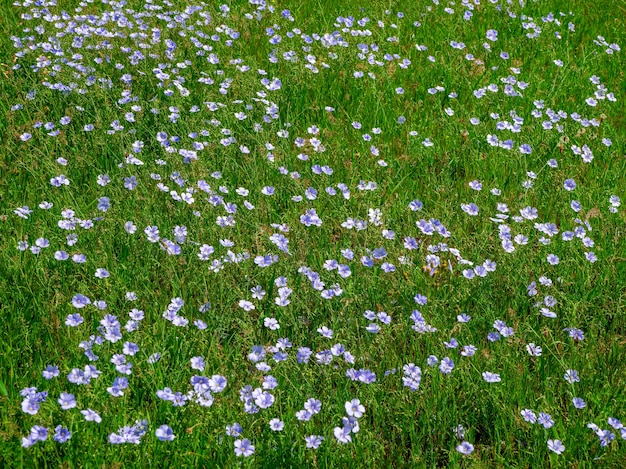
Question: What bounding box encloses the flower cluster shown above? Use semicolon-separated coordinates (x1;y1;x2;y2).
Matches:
7;0;623;462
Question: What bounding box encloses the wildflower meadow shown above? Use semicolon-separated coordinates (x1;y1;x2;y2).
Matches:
1;0;625;466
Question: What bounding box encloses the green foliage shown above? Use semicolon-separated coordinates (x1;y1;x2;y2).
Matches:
1;0;625;467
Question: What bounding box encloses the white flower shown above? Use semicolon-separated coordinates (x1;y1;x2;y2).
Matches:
547;439;565;454
238;300;255;311
345;399;365;418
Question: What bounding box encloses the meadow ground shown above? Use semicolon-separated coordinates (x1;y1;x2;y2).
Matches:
1;0;625;467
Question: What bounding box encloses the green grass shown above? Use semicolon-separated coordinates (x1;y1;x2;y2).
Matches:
1;0;626;467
